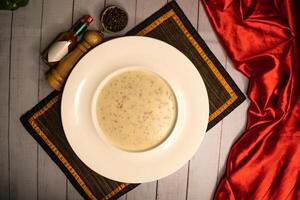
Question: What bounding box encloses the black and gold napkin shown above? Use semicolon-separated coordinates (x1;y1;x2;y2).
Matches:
20;1;245;200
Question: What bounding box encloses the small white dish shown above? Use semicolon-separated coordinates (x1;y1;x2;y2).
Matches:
61;36;209;183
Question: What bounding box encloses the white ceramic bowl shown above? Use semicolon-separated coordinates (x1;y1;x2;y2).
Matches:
62;36;209;183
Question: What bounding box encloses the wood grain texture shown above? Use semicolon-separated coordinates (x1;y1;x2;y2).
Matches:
175;0;198;26
39;0;73;96
197;1;219;43
67;1;105;199
127;182;157;200
73;0;105;30
0;0;250;199
9;0;42;199
187;125;222;200
0;10;12;200
37;0;74;199
186;42;226;200
103;2;137;200
217;60;250;177
117;195;127;200
154;1;197;199
67;185;84;200
102;2;137;200
186;1;227;199
47;30;103;91
157;165;189;200
135;0;167;24
123;0;168;200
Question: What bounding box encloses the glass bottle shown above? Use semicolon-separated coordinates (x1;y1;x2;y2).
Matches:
41;15;93;67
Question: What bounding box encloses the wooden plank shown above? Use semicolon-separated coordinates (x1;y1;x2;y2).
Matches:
127;182;157;200
154;1;196;199
187;124;222;200
197;1;219;43
175;0;198;27
104;1;137;199
118;195;127;200
67;183;84;200
73;0;105;30
186;1;227;198
135;0;167;24
9;0;43;199
101;1;136;200
157;165;189;200
217;60;249;177
0;10;12;200
67;0;105;199
125;1;167;199
108;1;154;200
37;0;74;199
186;39;227;200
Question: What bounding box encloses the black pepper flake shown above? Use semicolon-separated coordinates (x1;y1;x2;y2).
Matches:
101;6;128;33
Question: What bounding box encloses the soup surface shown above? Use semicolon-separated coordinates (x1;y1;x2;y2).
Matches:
96;70;177;151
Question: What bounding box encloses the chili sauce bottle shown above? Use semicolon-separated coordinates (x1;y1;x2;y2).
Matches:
41;15;93;67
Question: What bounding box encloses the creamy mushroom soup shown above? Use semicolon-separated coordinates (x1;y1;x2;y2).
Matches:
95;70;177;151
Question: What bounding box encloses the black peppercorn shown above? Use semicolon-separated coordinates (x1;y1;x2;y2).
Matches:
100;6;128;33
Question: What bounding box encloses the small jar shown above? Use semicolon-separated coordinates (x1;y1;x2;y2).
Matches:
100;6;128;33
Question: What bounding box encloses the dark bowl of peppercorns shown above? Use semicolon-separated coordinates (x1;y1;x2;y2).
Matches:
100;5;128;33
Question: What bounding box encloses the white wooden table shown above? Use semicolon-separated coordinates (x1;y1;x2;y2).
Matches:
0;0;249;199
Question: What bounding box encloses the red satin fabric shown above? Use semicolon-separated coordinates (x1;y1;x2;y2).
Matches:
201;0;300;199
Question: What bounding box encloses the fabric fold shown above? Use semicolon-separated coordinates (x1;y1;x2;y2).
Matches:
201;0;300;199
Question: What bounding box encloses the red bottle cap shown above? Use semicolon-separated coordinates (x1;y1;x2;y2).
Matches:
84;15;93;24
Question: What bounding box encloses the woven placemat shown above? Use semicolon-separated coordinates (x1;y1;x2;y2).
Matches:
20;1;245;200
127;2;245;129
